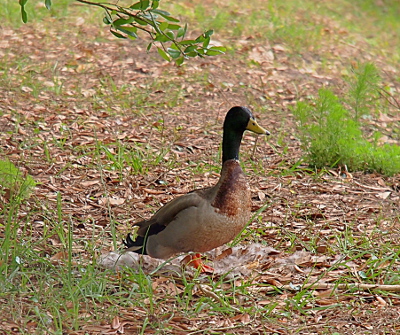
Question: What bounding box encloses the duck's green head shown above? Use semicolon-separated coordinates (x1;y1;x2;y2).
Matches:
222;106;269;162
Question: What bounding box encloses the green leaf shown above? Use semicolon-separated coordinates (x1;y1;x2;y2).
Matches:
157;47;171;61
204;29;214;38
158;21;169;31
167;48;181;59
133;16;148;25
175;56;184;66
195;35;205;43
21;6;28;23
103;11;112;24
147;43;153;51
113;17;135;26
210;46;226;52
186;51;198;58
45;0;51;10
140;0;150;10
168;24;180;30
180;39;196;45
166;31;174;40
165;16;180;23
154;33;170;42
150;9;180;22
151;9;171;17
205;49;226;56
151;0;159;9
130;2;142;9
177;24;187;38
131;0;149;10
110;30;126;38
206;46;226;56
19;0;28;23
116;26;138;38
184;45;196;53
203;36;210;49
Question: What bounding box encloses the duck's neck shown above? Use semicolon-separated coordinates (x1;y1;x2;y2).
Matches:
222;128;243;163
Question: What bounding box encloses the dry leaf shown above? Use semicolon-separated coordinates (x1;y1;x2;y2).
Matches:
81;180;100;187
249;46;274;64
99;197;126;205
111;316;121;330
50;251;68;261
377;191;391;199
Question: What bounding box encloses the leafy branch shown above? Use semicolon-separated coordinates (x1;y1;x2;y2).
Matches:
18;0;226;65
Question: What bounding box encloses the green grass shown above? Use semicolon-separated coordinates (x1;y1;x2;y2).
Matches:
166;0;400;63
0;0;102;27
0;160;36;201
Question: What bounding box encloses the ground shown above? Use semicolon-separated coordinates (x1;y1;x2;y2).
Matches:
0;0;400;334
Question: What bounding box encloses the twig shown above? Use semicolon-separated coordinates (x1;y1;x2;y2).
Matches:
378;87;400;110
186;325;247;335
197;284;241;313
75;0;155;36
265;282;400;293
352;180;392;192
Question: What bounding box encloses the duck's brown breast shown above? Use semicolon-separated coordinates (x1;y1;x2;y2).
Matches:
211;160;251;217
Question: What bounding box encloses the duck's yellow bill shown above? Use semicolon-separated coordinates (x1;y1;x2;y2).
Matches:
246;118;270;135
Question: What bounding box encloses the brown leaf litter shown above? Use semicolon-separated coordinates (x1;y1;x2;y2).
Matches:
1;7;400;334
100;243;280;277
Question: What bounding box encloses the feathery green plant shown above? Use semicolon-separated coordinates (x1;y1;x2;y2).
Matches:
346;63;381;122
293;63;400;176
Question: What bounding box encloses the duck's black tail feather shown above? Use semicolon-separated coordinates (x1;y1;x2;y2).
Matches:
123;233;148;255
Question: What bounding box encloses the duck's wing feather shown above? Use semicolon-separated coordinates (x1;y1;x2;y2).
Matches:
135;191;209;237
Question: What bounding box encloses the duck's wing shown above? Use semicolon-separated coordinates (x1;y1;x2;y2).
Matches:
135;190;208;236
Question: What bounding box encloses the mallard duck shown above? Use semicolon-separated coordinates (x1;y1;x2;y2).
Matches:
124;106;269;272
